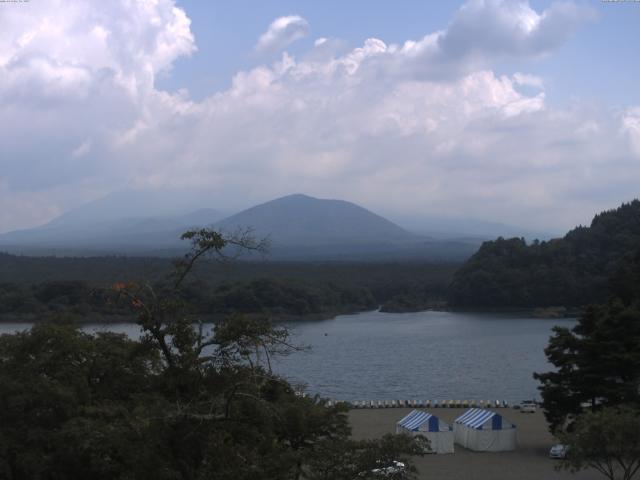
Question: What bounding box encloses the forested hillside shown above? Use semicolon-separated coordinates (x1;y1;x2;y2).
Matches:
0;255;457;321
449;200;640;308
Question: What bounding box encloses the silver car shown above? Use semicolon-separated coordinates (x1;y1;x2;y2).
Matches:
549;444;569;459
520;401;537;413
359;460;407;478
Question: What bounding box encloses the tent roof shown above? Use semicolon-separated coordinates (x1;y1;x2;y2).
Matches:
455;408;503;429
397;410;443;432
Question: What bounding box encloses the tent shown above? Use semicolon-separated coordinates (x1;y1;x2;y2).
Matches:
396;410;454;454
453;408;516;452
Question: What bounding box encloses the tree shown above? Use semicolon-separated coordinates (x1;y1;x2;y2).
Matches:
0;323;162;480
534;301;640;432
305;434;427;480
449;200;640;309
0;228;425;479
559;406;640;480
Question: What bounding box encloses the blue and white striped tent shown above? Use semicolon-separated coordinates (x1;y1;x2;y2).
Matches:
396;410;454;454
453;408;516;452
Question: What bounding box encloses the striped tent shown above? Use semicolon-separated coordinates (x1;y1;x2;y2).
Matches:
453;408;516;452
396;410;454;454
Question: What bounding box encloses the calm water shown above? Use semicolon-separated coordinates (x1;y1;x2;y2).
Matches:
0;310;573;402
275;310;574;402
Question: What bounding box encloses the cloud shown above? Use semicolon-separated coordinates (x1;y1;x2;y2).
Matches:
0;0;634;235
623;107;640;155
319;0;595;82
438;0;595;60
0;0;195;223
255;15;309;54
71;139;92;158
513;72;544;89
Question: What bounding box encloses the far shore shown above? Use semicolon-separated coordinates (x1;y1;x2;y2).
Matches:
0;305;582;324
381;304;582;318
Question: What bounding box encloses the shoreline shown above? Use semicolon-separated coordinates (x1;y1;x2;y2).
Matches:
381;305;582;318
0;305;581;324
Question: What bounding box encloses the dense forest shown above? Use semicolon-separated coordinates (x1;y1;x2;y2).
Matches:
5;199;638;318
0;255;457;321
449;200;640;308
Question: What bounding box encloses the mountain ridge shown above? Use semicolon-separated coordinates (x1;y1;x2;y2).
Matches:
214;193;418;245
0;192;485;260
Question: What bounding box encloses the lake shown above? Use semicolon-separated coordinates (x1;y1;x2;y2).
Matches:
276;310;574;402
0;310;573;403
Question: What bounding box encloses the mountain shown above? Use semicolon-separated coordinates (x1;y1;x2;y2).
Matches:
215;194;415;245
212;194;481;260
0;192;482;260
0;208;224;255
389;214;556;241
449;200;640;308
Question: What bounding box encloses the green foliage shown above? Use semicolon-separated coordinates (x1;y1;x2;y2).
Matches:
610;250;640;307
208;278;376;317
559;406;640;480
0;228;425;479
380;292;447;313
305;434;426;480
450;200;640;308
0;259;457;322
0;323;162;479
535;301;640;433
534;205;640;434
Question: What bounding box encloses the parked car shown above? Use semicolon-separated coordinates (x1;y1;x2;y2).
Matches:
549;444;569;459
520;400;537;413
359;460;407;478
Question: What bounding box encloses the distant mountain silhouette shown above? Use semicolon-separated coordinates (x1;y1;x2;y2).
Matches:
0;208;224;254
0;193;481;260
215;194;415;245
211;194;480;260
391;214;555;242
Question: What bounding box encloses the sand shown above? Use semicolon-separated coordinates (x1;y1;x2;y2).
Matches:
348;408;601;480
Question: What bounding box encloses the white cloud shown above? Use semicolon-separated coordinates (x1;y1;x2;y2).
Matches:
622;107;640;156
255;15;309;54
438;0;596;60
71;139;92;158
0;0;195;230
0;0;634;235
513;72;544;89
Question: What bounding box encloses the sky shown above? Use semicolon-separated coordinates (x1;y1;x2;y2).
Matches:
0;0;639;234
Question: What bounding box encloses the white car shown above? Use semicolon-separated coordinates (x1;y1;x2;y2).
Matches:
520;401;537;413
359;460;406;478
549;444;569;459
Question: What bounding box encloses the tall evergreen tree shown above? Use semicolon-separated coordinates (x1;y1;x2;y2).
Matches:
535;251;640;433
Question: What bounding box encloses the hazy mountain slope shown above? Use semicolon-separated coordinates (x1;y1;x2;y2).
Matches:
45;189;222;227
0;192;482;260
212;194;480;261
390;214;556;241
0;208;223;252
215;194;416;245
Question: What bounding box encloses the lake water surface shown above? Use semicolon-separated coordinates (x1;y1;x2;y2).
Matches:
275;310;574;402
0;310;573;403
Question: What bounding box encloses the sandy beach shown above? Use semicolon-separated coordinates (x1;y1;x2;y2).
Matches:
349;408;600;480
